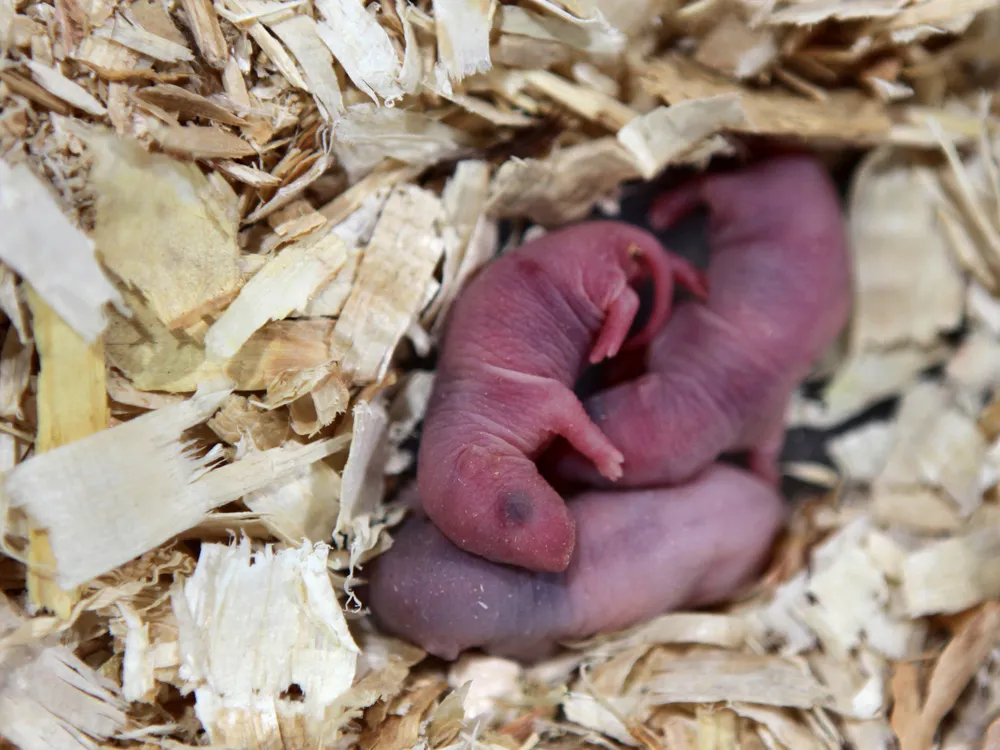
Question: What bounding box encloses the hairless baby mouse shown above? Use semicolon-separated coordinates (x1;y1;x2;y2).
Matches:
418;222;707;574
368;465;785;661
367;154;852;661
546;154;852;489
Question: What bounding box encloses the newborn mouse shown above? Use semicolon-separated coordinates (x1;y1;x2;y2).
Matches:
367;465;785;661
546;154;852;489
419;221;707;574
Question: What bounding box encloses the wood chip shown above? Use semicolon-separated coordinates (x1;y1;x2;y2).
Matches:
24;289;108;617
332;103;472;182
204;230;349;361
617;97;749;180
24;60;107;116
266;11;345;120
132;83;247;125
901;526;1000;616
640;54;892;143
89;135;243;331
173;539;359;746
646;653;833;710
149;120;258;158
487;136;640;226
848;147;966;349
330;186;448;385
314;0;404;104
0;595;128;750
95;15;195;63
0;159;123;342
433;0;493;81
179;0;227;68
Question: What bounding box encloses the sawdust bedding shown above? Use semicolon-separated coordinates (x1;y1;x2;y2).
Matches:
1;0;1000;748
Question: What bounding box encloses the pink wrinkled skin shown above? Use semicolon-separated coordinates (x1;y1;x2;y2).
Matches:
546;154;852;489
418;222;707;574
369;467;785;661
366;154;852;662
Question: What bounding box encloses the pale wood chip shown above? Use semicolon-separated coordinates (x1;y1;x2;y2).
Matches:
215;159;282;187
899;602;1000;750
205;230;349;361
848;147;966;349
178;0;227;68
149;120;258;158
433;0;493;81
888;0;999;30
173;539;359;747
0;595;128;750
518;68;638;130
244;448;341;542
617;97;749;180
330;186;448;385
335;400;388;539
875;381;986;517
0;70;71;113
7;381;346;589
95;15;194;63
901;526;1000;616
25;60;107;116
497;4;624;57
314;0;404;103
0;159;123;342
640;54;892;144
89;135;243;331
24;289;109;616
332;104;472;182
266;12;345;120
647;653;832;710
765;0;906;26
132;83;247;125
487;136;640;227
695;13;777;79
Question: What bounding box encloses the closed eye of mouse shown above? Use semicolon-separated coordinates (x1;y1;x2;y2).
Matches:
417;221;708;574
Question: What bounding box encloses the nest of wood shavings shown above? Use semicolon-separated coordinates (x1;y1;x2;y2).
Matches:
2;0;1000;747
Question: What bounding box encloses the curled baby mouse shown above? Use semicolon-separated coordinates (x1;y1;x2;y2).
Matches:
418;222;707;574
546;154;852;489
367;465;785;662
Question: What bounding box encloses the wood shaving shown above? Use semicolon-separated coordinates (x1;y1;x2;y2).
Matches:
330;186;448;385
173;538;359;747
0;160;123;342
204;230;348;361
89;135;243;331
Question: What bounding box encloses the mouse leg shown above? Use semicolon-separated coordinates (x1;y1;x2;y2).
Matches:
486;368;625;482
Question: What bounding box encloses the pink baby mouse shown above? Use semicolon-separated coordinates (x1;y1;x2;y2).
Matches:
546;154;852;490
419;222;708;574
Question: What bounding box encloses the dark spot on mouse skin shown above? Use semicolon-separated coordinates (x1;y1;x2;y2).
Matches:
512;256;546;280
500;490;533;526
